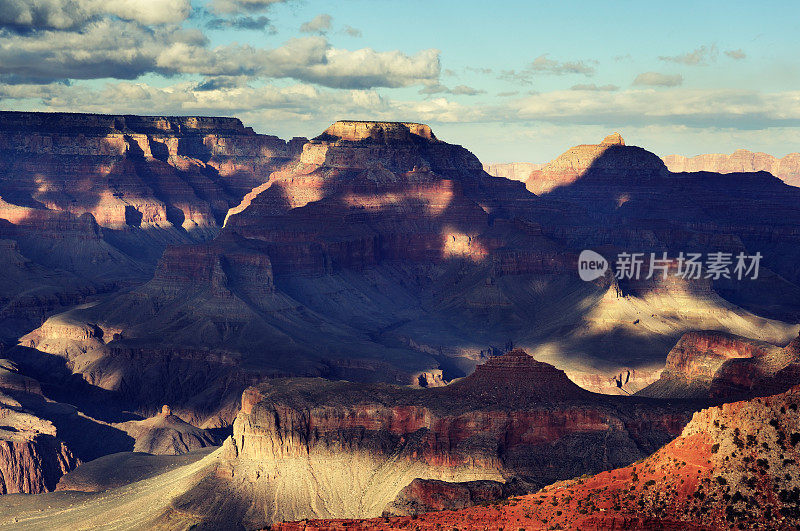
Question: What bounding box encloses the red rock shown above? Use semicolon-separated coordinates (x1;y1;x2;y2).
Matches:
382;478;506;516
639;330;800;401
0;407;78;494
156;349;688;527
277;384;800;530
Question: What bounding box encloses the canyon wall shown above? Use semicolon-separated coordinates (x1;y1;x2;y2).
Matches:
152;350;688;528
664;149;800;188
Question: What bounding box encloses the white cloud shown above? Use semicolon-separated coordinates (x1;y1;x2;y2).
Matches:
300;13;332;34
0;0;190;30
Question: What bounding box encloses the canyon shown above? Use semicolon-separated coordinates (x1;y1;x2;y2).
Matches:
7;121;799;429
0;113;799;529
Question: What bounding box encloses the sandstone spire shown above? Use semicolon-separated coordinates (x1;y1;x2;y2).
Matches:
600;132;625;146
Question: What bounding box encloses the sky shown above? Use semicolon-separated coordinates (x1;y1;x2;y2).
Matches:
1;0;799;162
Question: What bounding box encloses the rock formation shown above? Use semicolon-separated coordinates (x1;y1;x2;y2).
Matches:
113;405;222;455
639;331;800;401
382;478;510;516
664;149;800;188
147;349;688;528
0;398;78;494
0;111;304;231
482;162;545;182
275;384;800;530
524;132;666;194
12;121;800;428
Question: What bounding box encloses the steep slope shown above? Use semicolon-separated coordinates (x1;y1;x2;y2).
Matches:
664;149;800;188
0;111;304;232
0;388;78;494
113;405;222;455
277;384;800;530
523;132;660;194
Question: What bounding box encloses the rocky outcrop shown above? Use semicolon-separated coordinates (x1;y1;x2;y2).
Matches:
664;149;800;187
524;132;668;194
114;405;222;455
0;111;305;340
0;405;78;494
638;331;800;401
276;384;800;530
382;478;508;516
152;349;688;528
482;162;545;182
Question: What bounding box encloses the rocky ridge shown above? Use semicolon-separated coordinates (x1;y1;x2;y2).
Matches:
149;349;688;528
639;331;800;401
275;384;800;530
664;149;800;188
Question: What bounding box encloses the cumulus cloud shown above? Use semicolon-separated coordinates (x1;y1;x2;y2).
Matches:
571;83;619;92
300;13;332;34
659;44;718;66
633;72;683;87
0;19;207;82
0;0;190;30
0;22;440;89
725;48;746;60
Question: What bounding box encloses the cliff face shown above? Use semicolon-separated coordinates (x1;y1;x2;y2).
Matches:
0;406;78;494
15;121;800;428
664;149;800;188
276;384;800;530
153;350;688;528
0;111;305;340
0;111;304;231
482;162;545;182
639;331;800;401
525;133;668;195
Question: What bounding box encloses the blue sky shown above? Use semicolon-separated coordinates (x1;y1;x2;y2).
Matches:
1;0;799;162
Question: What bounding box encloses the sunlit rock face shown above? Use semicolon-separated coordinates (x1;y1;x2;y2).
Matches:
664;149;800;188
149;349;688;528
224;120;541;273
525;132;668;195
17;121;800;429
0;397;78;494
638;330;800;401
297;384;800;530
0;111;306;339
0;111;304;231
